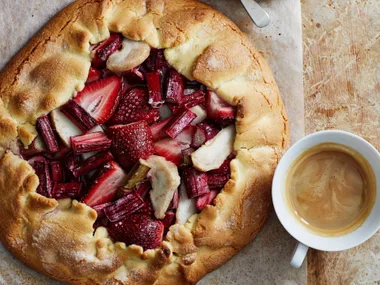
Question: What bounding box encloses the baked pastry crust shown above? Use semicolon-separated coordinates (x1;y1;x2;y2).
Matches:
0;0;289;284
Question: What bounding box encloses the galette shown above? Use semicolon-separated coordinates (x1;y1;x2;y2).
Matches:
0;0;289;284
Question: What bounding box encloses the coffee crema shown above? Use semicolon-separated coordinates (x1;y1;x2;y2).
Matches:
286;143;376;236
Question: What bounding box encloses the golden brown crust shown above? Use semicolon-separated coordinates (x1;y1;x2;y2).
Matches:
0;0;290;284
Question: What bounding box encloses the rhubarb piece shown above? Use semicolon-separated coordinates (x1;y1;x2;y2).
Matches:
83;161;126;207
108;88;159;125
106;38;150;73
182;91;205;109
182;168;210;198
161;211;176;231
108;121;155;169
155;49;168;76
93;202;113;218
141;155;181;219
191;125;235;172
144;49;158;72
61;100;97;132
74;76;122;124
36;115;59;153
166;103;181;115
184;88;197;96
146;72;164;108
91;34;122;68
93;217;109;229
197;121;220;141
196;190;219;211
71;151;114;177
87;67;101;83
154;138;182;166
50;109;82;147
205;90;236;124
181;147;195;168
191;127;207;148
207;174;229;188
169;188;179;210
104;192;145;222
124;163;150;189
208;158;231;175
50;161;64;183
165;69;184;104
71;132;112;155
123;67;145;83
150;117;171;142
190;105;207;125
158;104;172;120
165;108;197;139
175;126;194;147
52;182;82;199
33;160;53;198
108;214;164;251
176;182;197;225
20;136;46;158
135;180;151;199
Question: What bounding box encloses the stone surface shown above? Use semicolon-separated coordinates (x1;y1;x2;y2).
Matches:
302;0;380;284
0;0;305;284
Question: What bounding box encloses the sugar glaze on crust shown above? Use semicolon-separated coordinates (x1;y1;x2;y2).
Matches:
0;0;289;284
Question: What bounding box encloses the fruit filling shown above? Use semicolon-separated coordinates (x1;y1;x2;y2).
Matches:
21;34;237;251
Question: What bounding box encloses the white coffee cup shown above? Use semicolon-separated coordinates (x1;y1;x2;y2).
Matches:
272;130;380;268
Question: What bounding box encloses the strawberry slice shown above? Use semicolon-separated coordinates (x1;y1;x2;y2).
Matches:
165;69;184;104
196;190;219;211
108;88;159;125
104;192;145;222
154;138;182;166
205;90;236;125
74;76;122;124
146;72;164;108
182;168;210;198
108;121;155;170
150;117;171;142
107;214;164;250
165;108;197;139
83;161;126;207
86;67;101;83
91;34;122;68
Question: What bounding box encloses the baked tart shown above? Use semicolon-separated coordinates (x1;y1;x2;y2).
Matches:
0;0;289;284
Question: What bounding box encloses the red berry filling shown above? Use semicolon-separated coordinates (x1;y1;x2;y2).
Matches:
22;33;237;251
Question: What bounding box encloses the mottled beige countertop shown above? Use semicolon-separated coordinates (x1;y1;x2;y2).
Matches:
0;0;378;284
302;0;380;284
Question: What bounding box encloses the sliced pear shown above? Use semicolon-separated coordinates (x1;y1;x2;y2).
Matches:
51;109;82;147
140;155;181;219
106;38;150;73
176;182;197;225
190;105;207;125
191;125;235;172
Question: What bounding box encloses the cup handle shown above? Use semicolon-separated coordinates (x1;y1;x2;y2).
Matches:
290;242;309;268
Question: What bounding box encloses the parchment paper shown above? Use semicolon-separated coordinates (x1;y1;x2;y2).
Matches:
0;0;305;284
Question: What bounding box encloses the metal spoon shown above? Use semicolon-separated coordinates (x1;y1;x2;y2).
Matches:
240;0;270;28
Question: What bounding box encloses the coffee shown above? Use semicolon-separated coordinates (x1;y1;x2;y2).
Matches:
286;143;376;236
